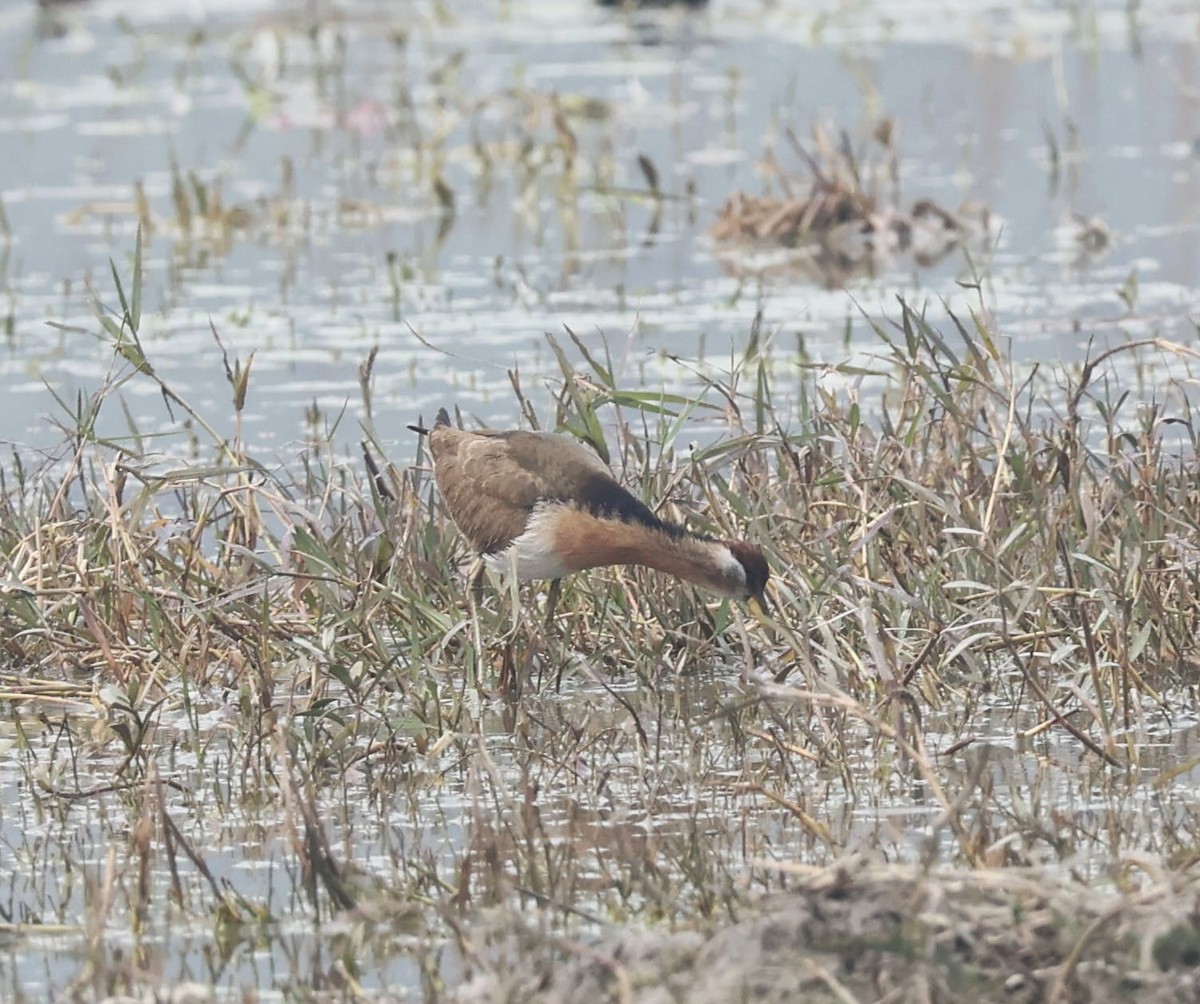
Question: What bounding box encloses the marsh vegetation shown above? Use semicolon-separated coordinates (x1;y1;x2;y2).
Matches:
4;249;1200;1000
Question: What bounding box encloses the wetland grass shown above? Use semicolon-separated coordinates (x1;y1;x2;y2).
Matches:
4;255;1200;999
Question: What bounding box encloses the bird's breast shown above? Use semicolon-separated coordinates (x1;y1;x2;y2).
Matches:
485;502;572;581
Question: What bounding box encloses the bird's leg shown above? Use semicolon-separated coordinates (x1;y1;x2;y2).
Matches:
498;635;520;698
543;578;562;629
466;556;486;688
497;552;527;697
468;556;485;608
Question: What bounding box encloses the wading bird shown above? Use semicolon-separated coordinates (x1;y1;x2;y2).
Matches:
411;409;770;617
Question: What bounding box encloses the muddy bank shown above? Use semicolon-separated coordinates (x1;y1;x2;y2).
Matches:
454;859;1200;1004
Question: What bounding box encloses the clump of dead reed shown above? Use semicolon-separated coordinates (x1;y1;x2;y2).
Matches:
711;120;990;282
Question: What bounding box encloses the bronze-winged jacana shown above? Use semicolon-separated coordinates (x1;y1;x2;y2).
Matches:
413;409;770;613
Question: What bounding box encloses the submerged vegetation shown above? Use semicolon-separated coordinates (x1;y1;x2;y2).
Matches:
3;246;1200;1000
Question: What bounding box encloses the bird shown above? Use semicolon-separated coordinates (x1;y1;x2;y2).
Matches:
411;408;771;616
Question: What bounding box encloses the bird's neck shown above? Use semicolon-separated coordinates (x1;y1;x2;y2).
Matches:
551;506;745;598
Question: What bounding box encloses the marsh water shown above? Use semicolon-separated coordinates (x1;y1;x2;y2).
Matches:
3;0;1200;452
4;0;1200;1000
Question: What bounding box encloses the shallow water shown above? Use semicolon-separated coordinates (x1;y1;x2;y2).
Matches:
3;665;1199;999
2;0;1200;457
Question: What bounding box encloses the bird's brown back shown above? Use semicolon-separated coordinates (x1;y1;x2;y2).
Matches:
428;425;655;555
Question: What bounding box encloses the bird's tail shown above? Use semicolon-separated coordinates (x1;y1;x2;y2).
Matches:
407;407;452;436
